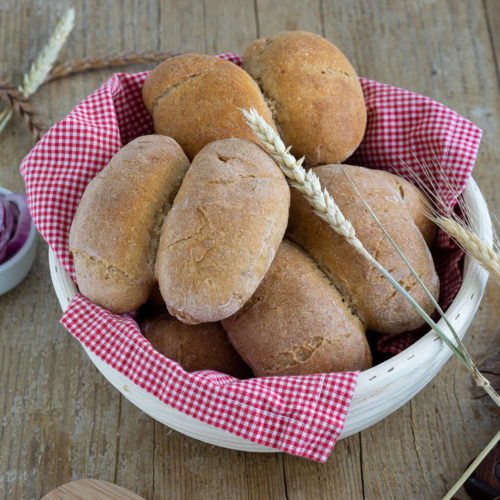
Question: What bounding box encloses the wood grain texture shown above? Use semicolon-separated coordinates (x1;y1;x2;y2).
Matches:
256;0;323;37
115;399;155;499
0;1;498;499
484;0;500;90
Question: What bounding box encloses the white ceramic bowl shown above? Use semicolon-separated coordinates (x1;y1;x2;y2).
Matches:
49;178;491;452
0;187;37;295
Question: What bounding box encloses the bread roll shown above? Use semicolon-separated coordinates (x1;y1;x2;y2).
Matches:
363;168;437;246
142;53;276;159
222;240;372;376
156;138;290;324
69;136;190;313
140;311;251;378
287;164;439;334
243;31;366;165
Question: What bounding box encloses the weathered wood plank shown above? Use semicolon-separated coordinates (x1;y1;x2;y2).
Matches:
115;400;155;499
158;0;206;54
243;453;288;499
204;0;260;54
0;3;121;496
322;1;500;498
484;0;500;89
154;429;249;500
281;438;364;500
256;0;323;37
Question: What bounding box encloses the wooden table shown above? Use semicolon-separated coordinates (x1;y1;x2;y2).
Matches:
1;1;499;498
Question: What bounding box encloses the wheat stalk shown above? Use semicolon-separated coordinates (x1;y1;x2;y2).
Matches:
0;106;13;135
44;50;179;82
242;106;500;406
443;430;500;500
0;81;45;140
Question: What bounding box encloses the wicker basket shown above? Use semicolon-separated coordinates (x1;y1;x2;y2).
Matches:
48;177;491;452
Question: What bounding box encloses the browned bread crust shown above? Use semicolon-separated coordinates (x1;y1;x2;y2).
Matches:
242;31;366;165
69;135;190;313
286;164;440;334
379;170;437;246
222;240;372;376
156;138;290;324
140;311;252;378
142;53;276;160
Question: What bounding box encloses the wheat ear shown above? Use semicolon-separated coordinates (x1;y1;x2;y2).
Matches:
241;107;363;252
0;8;74;138
392;155;500;282
242;105;442;313
435;216;500;281
21;7;75;97
242;106;500;407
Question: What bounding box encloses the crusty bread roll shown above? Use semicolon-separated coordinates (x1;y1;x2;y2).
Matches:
287;164;439;334
156;138;290;324
381;171;437;246
69;136;190;313
222;240;372;376
142;53;276;160
140;311;251;378
243;31;366;165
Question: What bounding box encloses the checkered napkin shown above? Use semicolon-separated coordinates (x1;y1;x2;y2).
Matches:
20;53;482;462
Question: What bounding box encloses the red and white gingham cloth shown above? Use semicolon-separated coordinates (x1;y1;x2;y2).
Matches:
20;53;482;462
